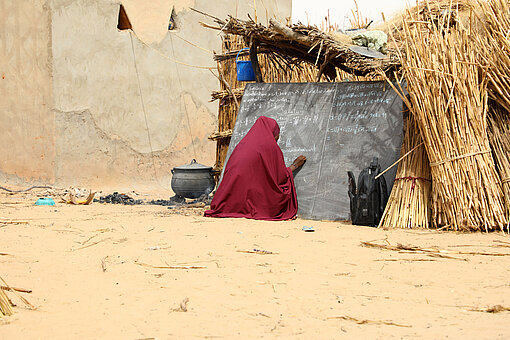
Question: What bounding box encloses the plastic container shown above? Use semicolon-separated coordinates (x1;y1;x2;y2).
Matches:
35;197;55;206
236;48;256;82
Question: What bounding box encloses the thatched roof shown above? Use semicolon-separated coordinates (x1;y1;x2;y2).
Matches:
192;9;401;80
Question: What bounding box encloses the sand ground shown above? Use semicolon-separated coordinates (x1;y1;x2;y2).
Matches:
1;190;509;339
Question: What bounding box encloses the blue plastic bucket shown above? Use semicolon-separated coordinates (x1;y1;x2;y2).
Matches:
236;48;256;82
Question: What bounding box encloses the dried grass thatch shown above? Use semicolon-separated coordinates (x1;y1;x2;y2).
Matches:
379;112;431;229
0;286;13;317
477;0;510;112
204;1;510;232
474;0;510;224
488;103;510;217
194;8;399;80
397;2;506;231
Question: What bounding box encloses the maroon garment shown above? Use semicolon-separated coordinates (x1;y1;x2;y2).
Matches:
205;116;298;220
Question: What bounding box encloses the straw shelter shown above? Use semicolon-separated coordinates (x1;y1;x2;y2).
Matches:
201;0;510;232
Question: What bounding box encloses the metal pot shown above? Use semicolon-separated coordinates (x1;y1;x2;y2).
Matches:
171;159;215;199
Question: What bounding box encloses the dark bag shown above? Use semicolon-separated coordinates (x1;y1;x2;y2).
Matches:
347;157;389;227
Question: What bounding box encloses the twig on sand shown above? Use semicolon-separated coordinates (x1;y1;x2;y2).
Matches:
237;248;278;255
134;261;206;269
171;297;189;312
327;315;411;327
361;240;510;258
0;219;28;225
374;258;437;262
81;233;100;245
494;240;510;248
1;286;32;293
70;238;112;251
0;276;35;310
0;288;14;316
469;305;510;313
101;256;109;272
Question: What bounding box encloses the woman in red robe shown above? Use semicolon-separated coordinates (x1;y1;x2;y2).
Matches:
205;116;306;220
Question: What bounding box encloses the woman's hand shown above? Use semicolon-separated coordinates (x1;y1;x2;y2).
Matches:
289;155;307;172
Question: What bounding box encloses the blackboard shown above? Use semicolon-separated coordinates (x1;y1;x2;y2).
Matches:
223;81;404;221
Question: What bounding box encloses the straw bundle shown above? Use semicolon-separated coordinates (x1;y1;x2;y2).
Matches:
474;0;510;112
379;113;431;229
399;4;507;231
476;0;510;219
0;288;13;317
383;0;475;42
488;103;510;217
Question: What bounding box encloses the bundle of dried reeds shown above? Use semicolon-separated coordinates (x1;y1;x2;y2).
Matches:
379;113;431;229
488;103;510;217
399;4;507;231
473;0;510;112
475;0;510;220
0;288;13;317
383;0;475;43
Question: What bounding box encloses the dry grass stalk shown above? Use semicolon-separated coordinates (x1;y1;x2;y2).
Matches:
379;113;432;229
349;0;371;29
0;288;13;317
327;315;411;327
398;3;506;231
134;261;206;269
470;305;510;313
237;249;277;255
361;240;510;257
70;237;112;252
0;286;32;293
0;276;34;311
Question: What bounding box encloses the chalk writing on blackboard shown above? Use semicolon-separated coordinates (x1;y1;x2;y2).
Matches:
224;82;404;221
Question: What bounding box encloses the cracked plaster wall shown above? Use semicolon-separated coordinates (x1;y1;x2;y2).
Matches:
1;0;291;190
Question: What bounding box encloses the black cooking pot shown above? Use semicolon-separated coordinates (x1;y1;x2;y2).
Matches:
171;159;215;199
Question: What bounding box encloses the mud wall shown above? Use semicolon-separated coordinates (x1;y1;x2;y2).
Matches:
0;0;55;184
0;0;291;191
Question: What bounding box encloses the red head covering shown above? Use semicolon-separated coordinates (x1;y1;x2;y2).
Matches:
205;116;297;220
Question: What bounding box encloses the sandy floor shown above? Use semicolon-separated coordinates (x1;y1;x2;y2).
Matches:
1;190;510;339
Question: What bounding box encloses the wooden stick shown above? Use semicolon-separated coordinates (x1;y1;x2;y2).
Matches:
375;142;424;179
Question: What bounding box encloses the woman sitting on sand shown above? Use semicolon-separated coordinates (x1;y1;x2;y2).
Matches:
205;116;306;220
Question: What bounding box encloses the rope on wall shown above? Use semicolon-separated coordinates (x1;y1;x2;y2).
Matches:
129;31;165;187
169;32;198;160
